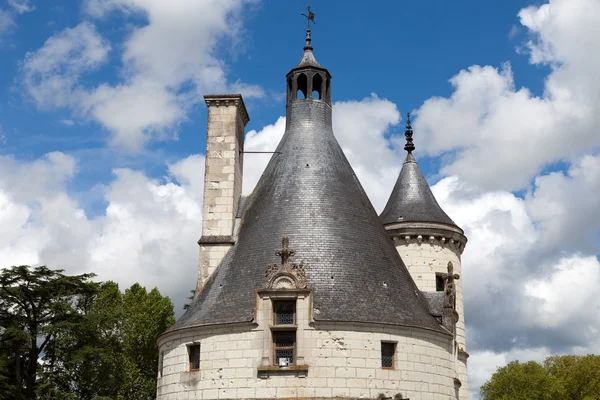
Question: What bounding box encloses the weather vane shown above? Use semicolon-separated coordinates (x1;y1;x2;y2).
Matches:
301;5;316;30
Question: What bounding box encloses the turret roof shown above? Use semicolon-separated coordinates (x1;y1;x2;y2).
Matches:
380;115;461;231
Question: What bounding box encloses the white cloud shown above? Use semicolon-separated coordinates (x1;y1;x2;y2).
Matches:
0;9;16;39
8;0;35;14
21;22;111;109
0;152;205;309
414;0;600;192
20;0;263;151
0;0;34;40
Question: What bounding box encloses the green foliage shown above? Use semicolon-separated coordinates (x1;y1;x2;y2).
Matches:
0;265;175;400
481;355;600;400
0;265;97;399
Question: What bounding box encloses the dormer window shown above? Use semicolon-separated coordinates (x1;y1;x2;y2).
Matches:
274;301;296;325
272;300;297;366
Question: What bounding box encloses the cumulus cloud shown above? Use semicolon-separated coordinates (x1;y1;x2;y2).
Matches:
21;22;111;109
0;152;205;310
8;0;35;14
0;9;16;39
20;0;263;150
414;0;600;192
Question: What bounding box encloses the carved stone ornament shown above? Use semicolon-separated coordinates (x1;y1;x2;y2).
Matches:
441;261;460;310
440;261;461;333
264;236;308;290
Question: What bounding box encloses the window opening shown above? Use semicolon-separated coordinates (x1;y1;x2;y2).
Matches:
381;342;396;369
312;73;323;99
436;274;445;292
159;351;164;377
273;331;295;366
188;344;200;371
274;301;296;325
297;73;307;99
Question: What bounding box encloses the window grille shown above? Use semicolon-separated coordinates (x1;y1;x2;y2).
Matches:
381;342;396;369
274;301;296;325
188;344;200;371
273;331;295;365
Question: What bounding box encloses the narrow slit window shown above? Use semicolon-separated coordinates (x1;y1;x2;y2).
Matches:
381;342;396;369
273;301;296;325
436;274;445;292
188;344;200;371
159;351;164;377
273;331;295;366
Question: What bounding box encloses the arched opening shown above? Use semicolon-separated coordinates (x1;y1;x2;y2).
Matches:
296;73;307;99
312;73;323;100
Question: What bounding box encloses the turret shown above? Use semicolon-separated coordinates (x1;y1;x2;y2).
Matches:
380;114;469;399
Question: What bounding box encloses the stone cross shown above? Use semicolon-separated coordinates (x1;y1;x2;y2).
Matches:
276;236;296;267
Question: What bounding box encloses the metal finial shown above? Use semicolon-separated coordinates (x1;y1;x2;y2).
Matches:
404;112;415;153
301;5;316;50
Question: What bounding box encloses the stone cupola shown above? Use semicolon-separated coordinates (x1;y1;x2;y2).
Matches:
285;23;331;105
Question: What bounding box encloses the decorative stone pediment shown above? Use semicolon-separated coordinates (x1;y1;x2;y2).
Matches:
264;236;307;290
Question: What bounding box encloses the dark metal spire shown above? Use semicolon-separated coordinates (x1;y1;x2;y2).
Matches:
404;112;415;153
301;5;316;50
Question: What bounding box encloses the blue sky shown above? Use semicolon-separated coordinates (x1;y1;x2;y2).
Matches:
0;0;548;216
1;1;599;399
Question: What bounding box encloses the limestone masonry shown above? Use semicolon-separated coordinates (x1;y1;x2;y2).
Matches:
157;17;469;400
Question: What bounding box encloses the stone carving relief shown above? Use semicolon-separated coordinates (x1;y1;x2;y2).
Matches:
440;261;460;332
264;236;308;290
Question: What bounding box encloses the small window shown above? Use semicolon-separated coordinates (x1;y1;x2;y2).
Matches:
436;274;445;292
381;342;396;369
188;344;200;371
159;351;164;377
273;301;296;325
273;331;295;366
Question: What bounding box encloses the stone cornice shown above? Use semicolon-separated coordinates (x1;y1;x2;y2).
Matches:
387;226;468;254
197;235;235;245
204;94;250;126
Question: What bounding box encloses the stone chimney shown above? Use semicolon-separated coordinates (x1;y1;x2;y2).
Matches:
198;94;249;289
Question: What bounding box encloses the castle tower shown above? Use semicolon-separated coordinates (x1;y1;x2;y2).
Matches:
158;9;467;400
380;115;469;399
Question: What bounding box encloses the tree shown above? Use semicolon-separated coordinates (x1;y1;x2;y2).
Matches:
480;360;565;400
0;265;97;399
0;266;175;399
481;355;600;400
36;281;175;400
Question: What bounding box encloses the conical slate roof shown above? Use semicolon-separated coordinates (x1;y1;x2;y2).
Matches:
171;42;446;335
380;152;460;230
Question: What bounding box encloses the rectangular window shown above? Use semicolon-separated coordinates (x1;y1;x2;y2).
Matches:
159;351;164;377
436;273;445;292
188;344;200;371
381;342;396;369
273;331;295;366
273;301;296;325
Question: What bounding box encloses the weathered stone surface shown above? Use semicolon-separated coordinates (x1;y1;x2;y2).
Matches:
199;95;249;287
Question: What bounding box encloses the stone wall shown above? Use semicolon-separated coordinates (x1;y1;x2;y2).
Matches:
392;236;468;400
198;95;249;289
157;320;457;400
